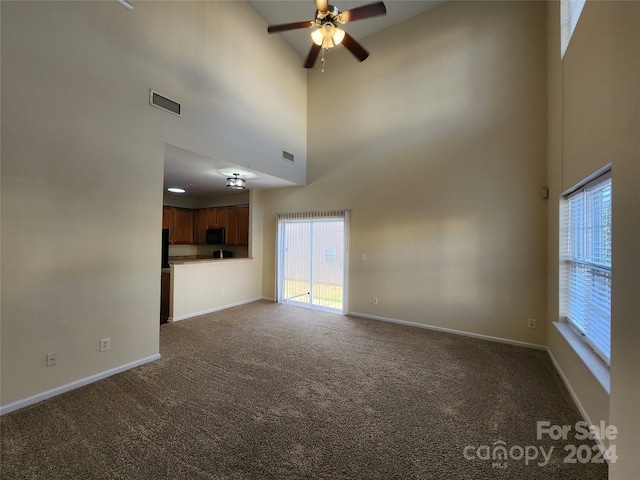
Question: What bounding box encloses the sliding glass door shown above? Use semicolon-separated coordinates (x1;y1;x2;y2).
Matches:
277;211;348;314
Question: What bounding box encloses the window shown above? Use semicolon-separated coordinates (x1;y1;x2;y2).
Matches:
562;171;612;365
324;246;337;264
560;0;586;58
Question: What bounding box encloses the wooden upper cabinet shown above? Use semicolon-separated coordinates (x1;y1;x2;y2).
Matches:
225;204;249;246
162;206;173;230
193;209;208;245
164;204;245;246
236;205;249;246
193;207;226;244
208;207;226;229
163;206;193;244
173;208;194;244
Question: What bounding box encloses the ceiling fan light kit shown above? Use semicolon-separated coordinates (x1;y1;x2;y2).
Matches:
311;23;345;49
267;0;387;70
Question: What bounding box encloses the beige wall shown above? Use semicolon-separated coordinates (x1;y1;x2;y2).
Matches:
171;259;261;320
261;1;548;346
547;1;640;478
0;1;305;408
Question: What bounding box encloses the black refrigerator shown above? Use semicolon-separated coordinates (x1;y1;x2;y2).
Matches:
161;229;170;268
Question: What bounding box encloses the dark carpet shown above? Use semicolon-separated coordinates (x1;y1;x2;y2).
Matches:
1;301;608;479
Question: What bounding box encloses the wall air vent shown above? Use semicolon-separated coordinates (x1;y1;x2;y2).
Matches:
149;90;181;116
282;150;295;163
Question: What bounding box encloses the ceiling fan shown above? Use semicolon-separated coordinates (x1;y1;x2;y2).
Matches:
267;0;387;69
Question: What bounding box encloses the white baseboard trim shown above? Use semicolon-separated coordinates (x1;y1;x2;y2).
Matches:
0;353;161;416
170;297;263;322
546;348;594;426
546;348;609;455
348;311;547;351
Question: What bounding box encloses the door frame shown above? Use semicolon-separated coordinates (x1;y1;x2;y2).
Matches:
276;211;349;314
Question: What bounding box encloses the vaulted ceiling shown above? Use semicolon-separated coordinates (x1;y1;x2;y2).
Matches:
164;1;444;201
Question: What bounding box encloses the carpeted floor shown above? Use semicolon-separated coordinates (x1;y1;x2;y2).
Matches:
1;301;608;479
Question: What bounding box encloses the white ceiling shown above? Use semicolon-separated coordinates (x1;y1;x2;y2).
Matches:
164;1;444;200
163;145;298;200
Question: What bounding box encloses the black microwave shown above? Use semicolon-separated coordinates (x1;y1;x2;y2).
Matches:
206;228;225;245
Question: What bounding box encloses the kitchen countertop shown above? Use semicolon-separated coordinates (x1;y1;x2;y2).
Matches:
168;256;252;265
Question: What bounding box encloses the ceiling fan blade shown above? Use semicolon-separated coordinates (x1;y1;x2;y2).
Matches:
268;21;315;34
315;0;329;13
339;1;387;23
341;32;370;62
304;43;322;68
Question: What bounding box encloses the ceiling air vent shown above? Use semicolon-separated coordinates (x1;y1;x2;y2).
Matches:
282;150;295;163
149;90;181;116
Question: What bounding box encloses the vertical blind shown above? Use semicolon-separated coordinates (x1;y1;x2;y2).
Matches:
565;174;612;364
276;210;348;221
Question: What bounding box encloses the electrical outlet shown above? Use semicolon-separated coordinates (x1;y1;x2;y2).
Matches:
100;338;111;352
528;319;536;329
372;297;378;305
360;254;367;262
220;289;225;296
46;352;59;367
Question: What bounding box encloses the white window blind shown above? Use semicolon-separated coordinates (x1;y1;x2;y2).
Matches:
565;173;612;364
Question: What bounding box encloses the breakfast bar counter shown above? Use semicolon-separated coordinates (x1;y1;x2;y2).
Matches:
168;256;251;265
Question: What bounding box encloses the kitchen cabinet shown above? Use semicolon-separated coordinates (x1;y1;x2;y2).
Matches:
163;206;194;244
160;271;170;324
208;207;226;229
162;206;173;230
193;207;226;245
225;204;249;246
193;209;208;245
173;208;194;244
164;204;246;246
236;205;249;245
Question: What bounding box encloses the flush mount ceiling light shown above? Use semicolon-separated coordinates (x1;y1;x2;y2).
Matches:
167;187;186;193
226;173;246;190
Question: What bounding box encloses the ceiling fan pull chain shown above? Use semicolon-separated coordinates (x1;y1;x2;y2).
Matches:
321;48;326;73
